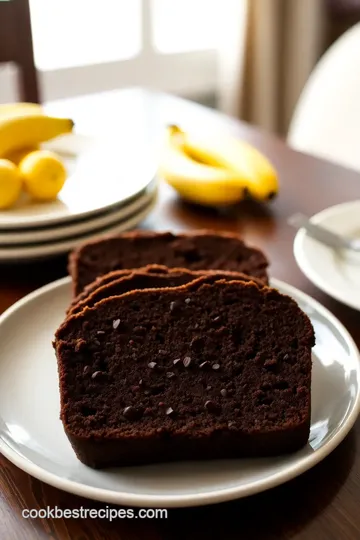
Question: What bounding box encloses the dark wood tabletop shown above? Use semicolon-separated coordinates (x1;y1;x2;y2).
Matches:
1;89;360;540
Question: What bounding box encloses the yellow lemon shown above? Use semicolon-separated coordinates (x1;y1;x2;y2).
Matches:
5;146;39;165
19;150;67;201
0;159;22;209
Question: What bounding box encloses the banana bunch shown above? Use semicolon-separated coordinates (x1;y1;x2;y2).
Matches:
158;125;278;207
0;102;73;209
0;102;74;158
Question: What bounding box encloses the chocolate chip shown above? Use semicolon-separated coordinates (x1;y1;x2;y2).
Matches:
173;358;182;366
220;388;227;397
190;336;205;352
134;326;146;335
83;365;90;375
113;319;120;329
144;390;150;395
264;358;278;370
93;339;101;347
96;330;105;335
183;356;192;368
91;370;103;379
199;361;210;370
166;371;175;378
123;406;142;420
283;354;290;361
75;338;87;352
151;326;157;332
166;407;175;416
213;316;221;322
212;363;220;371
169;301;178;312
205;400;221;414
148;362;157;369
206;385;212;391
158;349;167;355
185;298;191;304
228;421;236;428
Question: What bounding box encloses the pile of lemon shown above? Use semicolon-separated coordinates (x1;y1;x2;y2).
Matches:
0;102;74;210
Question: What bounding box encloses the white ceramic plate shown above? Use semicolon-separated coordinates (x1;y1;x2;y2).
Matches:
0;193;157;262
0;278;359;508
0;183;157;245
294;200;360;311
0;134;156;229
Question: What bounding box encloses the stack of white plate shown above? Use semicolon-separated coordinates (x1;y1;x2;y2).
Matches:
0;135;158;262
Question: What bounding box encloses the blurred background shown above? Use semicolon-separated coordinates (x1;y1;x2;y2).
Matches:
1;0;360;165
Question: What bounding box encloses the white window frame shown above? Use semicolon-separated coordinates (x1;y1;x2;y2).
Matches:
0;0;217;103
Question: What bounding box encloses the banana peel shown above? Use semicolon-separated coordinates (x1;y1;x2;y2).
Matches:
158;125;279;207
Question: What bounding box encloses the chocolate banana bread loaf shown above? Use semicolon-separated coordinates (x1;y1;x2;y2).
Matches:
54;278;314;469
68;265;265;316
68;230;269;296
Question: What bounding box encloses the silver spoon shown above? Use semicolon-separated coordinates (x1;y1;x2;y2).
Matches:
288;213;360;252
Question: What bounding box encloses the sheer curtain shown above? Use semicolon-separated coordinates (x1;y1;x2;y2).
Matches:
217;0;327;135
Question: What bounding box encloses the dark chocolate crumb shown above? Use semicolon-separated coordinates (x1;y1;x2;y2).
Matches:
183;356;192;368
228;421;236;428
166;371;175;379
83;365;90;375
169;301;178;312
185;298;191;304
220;388;227;397
283;354;290;361
112;319;120;329
158;349;167;355
206;385;212;391
93;339;101;347
96;330;105;335
131;385;140;393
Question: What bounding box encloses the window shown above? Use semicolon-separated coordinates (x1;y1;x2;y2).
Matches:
25;0;221;102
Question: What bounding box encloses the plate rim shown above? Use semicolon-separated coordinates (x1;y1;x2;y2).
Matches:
293;199;360;311
0;276;359;508
0;194;157;262
0;186;156;245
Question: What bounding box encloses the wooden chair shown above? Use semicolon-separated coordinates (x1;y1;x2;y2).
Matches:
0;0;40;102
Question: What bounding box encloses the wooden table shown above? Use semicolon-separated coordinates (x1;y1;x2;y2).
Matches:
1;89;360;540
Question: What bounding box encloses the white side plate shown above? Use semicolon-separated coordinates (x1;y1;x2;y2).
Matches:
0;193;157;262
0;134;155;229
294;200;360;311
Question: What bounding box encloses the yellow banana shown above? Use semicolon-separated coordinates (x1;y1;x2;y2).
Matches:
0;114;74;158
159;125;278;206
0;102;43;118
158;126;247;206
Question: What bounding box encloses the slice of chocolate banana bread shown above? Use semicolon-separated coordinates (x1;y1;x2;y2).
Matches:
68;230;269;296
68;265;265;316
54;278;314;469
